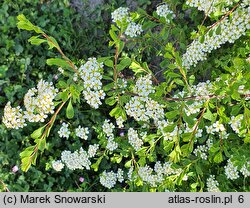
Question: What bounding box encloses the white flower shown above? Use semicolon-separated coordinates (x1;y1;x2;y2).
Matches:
52;160;64;172
128;128;143;151
61;147;91;170
111;7;130;23
156;4;175;23
225;159;239;180
193;145;208;160
182;6;250;69
117;168;124;183
116;116;125;128
23;80;58;122
186;0;236;16
206;175;220;192
100;171;117;189
127;166;134;181
125;22;143;38
229;115;245;135
212;121;225;132
75;126;89;140
102;119;115;137
58;122;70;138
88;144;99;158
240;162;250;177
79;57;105;109
106;138;118;151
2;102;26;129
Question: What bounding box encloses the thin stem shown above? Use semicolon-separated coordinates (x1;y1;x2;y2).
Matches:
207;1;241;32
42;33;79;75
0;180;10;192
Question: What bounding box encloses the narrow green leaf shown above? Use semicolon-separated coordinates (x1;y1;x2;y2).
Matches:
46;58;70;68
104;59;114;68
214;151;223;163
28;36;46;45
31;125;46;139
215;25;221;35
66;99;74;119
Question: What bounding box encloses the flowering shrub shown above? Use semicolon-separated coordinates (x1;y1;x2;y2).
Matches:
1;0;250;191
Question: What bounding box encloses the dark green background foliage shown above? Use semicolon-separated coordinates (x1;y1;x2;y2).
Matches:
0;0;249;191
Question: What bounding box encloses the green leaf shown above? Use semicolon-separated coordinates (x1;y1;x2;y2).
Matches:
31;125;46;139
105;96;117;106
165;110;179;119
117;57;131;71
129;61;150;75
168;63;176;69
109;29;118;42
215;25;221;35
91;156;103;172
208;29;213;37
109;106;122;118
17;14;43;34
46;58;70;68
203;108;214;121
214;151;223;163
66;99;74;119
199;35;205;43
117;41;125;55
104;59;114;68
21;157;32;172
28;36;46;45
47;36;60;50
195;163;203;175
164;52;173;59
125;160;132;168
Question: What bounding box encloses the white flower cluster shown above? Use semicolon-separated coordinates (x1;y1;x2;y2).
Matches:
206;175;220;192
60;145;99;171
133;75;155;99
193;145;208;160
128;128;143;151
124;22;143;38
51;160;64;172
175;80;214;99
3;80;58;129
100;169;124;189
79;57;105;109
184;122;203;138
24;80;58;122
116;116;125;128
58;122;70;138
117;168;124;183
229;115;244;135
102;119;118;151
111;7;130;23
184;101;203;116
240;162;250;177
186;0;235;16
224;159;239;180
75;125;89;140
156;4;176;23
2;102;26;129
111;7;143;38
190;80;214;97
125;75;165;124
206;121;225;134
138;161;182;187
156;120;179;141
88;144;99;158
182;6;250;69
